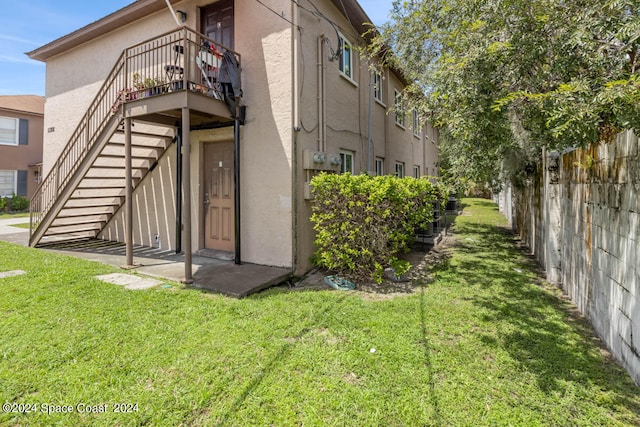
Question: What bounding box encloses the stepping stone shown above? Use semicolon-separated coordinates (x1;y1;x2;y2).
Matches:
0;270;26;279
95;273;162;290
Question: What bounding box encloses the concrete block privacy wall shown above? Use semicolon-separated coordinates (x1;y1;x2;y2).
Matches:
497;130;640;386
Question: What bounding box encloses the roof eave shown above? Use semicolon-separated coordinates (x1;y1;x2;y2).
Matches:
329;0;408;86
27;0;180;62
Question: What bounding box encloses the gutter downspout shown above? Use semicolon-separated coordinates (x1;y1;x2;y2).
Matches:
317;35;324;152
322;37;327;153
384;68;390;171
292;1;300;274
164;0;182;27
423;124;427;177
367;71;373;173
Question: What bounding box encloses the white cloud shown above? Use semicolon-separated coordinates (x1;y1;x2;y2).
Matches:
0;54;43;65
0;34;42;46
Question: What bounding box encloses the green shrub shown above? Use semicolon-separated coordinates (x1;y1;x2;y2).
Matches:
432;178;455;212
0;194;29;212
310;173;438;283
10;194;29;211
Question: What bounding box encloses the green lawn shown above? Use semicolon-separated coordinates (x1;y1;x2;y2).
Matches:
0;212;29;219
7;222;29;229
0;198;638;426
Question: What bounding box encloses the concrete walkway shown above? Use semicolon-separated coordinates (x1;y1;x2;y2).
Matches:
0;217;291;297
0;217;29;245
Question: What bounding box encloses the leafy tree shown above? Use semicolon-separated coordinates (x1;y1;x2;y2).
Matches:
371;0;640;185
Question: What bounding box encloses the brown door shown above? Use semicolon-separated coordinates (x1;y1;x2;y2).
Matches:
201;0;234;49
204;142;234;252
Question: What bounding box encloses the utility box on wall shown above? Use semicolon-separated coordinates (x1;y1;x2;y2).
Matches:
302;150;341;200
302;150;341;172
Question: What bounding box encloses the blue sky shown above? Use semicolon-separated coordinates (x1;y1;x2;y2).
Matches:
0;0;393;96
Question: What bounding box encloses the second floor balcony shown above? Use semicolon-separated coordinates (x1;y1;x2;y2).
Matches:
113;26;242;126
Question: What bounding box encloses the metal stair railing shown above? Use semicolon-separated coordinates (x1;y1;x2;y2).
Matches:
29;26;242;246
29;52;126;245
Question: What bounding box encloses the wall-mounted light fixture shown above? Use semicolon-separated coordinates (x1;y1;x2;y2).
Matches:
176;10;187;23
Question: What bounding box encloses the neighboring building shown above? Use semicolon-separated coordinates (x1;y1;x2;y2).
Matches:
27;0;438;281
0;95;44;200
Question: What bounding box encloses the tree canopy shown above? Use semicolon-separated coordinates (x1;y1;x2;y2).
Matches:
371;0;640;186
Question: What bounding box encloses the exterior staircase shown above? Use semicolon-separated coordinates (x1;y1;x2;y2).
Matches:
30;27;239;247
33;126;174;246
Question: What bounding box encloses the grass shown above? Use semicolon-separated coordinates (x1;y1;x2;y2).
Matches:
7;222;30;229
0;198;638;426
0;212;29;219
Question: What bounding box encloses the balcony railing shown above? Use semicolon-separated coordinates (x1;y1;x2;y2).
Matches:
113;27;241;110
30;27;240;244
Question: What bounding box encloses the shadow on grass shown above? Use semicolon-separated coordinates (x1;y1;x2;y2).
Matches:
419;284;444;425
449;220;640;412
215;293;349;424
464;198;498;210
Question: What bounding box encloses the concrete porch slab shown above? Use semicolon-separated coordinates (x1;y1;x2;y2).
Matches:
191;262;292;298
19;238;290;298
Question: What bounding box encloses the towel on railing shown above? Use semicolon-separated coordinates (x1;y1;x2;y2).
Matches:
218;50;242;117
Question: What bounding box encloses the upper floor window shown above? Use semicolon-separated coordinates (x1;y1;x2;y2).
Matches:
394;90;405;128
338;33;353;81
412;110;421;137
373;71;383;103
340;150;354;174
0;117;19;145
375;157;384;176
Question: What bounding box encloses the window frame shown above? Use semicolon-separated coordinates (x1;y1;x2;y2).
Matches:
394;89;405;128
395;162;405;178
0;117;19;146
373;71;383;104
339;150;355;174
413;165;420;178
338;33;355;83
0;170;17;197
374;157;384;176
412;110;421;137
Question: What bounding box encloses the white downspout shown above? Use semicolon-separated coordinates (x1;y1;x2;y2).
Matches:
293;4;300;132
321;38;327;153
367;71;373;173
291;0;300;274
164;0;182;27
317;35;325;152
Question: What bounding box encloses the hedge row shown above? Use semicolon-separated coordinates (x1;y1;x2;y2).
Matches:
310;173;449;283
0;195;29;212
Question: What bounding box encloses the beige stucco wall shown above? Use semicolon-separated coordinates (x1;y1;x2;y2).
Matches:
53;0;295;268
234;0;293;267
41;0;437;273
292;0;440;273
